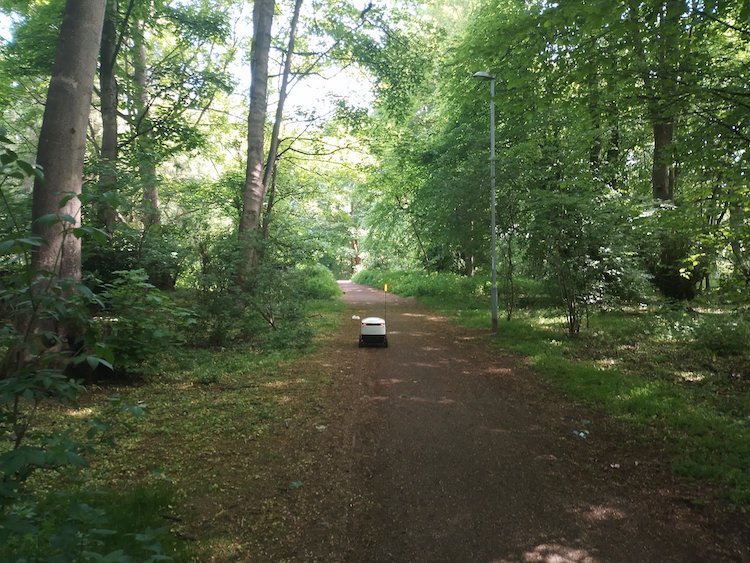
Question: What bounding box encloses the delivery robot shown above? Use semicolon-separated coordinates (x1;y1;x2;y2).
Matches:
358;317;388;347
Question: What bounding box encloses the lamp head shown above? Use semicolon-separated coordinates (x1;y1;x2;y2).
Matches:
472;70;495;80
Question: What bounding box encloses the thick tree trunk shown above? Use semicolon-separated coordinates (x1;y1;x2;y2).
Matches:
651;119;676;200
32;0;106;279
132;17;160;229
647;0;695;299
239;0;275;268
98;0;118;230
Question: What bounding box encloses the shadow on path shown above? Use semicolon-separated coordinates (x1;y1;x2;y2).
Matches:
292;281;748;562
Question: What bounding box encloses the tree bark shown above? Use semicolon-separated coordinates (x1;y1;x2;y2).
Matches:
98;0;118;230
132;15;160;229
263;0;304;190
31;0;107;280
261;162;277;244
239;0;275;269
651;119;676;200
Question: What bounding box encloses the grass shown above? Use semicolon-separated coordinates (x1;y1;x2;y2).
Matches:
355;268;750;506
4;296;345;561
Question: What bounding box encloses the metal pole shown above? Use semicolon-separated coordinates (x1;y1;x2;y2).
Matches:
473;70;499;333
489;79;498;333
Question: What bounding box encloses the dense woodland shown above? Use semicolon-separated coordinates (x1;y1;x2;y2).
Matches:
1;0;749;559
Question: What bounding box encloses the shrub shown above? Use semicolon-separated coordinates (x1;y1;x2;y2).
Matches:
353;269;482;298
83;224;189;290
94;269;195;375
292;263;341;299
695;314;750;357
2;483;182;561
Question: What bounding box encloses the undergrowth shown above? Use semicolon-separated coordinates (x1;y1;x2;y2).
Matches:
354;268;750;506
2;262;343;561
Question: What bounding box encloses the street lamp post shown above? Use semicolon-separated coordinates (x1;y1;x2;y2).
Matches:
473;70;498;333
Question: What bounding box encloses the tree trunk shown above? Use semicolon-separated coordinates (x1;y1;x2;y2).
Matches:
504;233;515;321
651;119;676;200
605;124;620;190
587;70;601;174
349;199;361;274
263;0;304;190
32;0;106;280
132;14;160;229
647;0;694;299
239;0;275;270
98;0;118;230
412;219;430;270
261;162;277;243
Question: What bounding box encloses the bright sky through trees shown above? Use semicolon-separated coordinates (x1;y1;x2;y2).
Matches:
0;14;13;43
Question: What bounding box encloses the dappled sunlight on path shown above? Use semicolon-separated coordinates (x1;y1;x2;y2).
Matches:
285;281;749;562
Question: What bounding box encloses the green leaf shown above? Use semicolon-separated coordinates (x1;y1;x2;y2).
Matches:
72;226;109;243
33;213;61;227
0;149;17;165
16;160;40;178
58;193;78;207
0;240;16;255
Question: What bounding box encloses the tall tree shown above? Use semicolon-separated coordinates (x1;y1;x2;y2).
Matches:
260;0;304;248
239;0;275;269
131;4;160;229
31;0;106;279
97;0;135;230
263;0;303;192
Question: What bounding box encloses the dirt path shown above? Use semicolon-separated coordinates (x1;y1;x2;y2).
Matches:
269;282;749;562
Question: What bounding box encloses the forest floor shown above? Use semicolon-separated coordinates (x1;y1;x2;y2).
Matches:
186;281;749;562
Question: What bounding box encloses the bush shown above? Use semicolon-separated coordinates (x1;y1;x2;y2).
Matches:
353;269;484;298
184;257;337;350
2;483;182;561
695;314;750;357
94;269;195;375
83;224;189;290
292;264;341;299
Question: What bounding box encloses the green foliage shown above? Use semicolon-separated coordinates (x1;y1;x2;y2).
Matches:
354;0;750;312
0;136;38;257
354;268;486;298
94;270;194;376
81;214;189;293
1;0;64;77
179;227;339;350
82;225;143;285
1;147;89;519
694;313;750;357
293;263;341;300
0;152;187;560
2;483;184;561
525;191;649;334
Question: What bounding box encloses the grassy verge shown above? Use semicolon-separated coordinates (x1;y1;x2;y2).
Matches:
7;296;345;561
354;269;750;506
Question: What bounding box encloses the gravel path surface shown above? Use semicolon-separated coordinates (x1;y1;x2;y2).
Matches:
284;281;749;562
